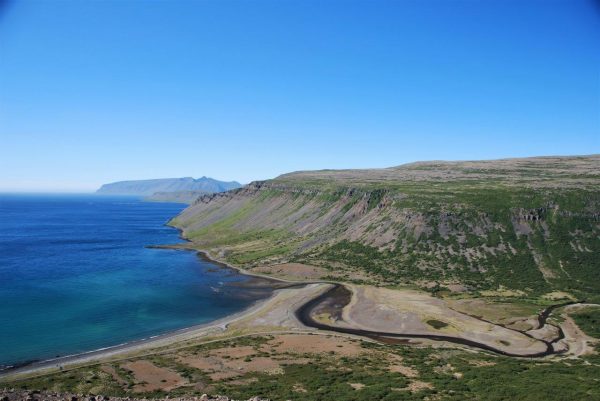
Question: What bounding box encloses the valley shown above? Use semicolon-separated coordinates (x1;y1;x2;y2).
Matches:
3;156;600;400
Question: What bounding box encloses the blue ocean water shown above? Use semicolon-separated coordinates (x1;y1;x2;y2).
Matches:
0;194;272;367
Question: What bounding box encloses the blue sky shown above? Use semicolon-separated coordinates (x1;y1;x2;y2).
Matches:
1;0;599;191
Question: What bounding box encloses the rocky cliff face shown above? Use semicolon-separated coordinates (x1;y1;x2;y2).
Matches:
171;156;600;299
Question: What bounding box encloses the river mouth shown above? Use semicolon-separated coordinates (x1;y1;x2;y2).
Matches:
296;284;578;358
0;192;580;370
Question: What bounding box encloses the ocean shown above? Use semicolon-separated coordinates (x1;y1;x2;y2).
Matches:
0;194;272;368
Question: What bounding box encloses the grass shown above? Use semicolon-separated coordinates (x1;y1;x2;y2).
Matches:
175;171;600;300
569;307;600;338
426;319;449;329
7;335;600;401
7;158;600;399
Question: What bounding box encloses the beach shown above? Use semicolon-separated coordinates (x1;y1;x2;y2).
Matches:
0;196;280;372
0;257;330;381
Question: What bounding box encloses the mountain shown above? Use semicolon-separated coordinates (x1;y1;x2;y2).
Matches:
170;155;600;301
96;177;241;196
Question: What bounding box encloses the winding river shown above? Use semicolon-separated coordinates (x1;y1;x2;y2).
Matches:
295;283;581;358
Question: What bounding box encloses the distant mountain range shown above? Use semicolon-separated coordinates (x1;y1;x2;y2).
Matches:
96;177;242;196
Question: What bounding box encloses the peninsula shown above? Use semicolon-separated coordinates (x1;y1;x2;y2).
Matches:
3;155;599;401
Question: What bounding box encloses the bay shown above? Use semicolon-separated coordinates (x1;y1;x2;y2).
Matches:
0;194;272;367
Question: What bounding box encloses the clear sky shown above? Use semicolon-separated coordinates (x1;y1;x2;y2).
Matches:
1;0;599;192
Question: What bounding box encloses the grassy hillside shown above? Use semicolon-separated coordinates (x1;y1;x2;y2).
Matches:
171;156;600;299
145;190;209;204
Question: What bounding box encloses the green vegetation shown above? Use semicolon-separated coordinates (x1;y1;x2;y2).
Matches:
426;319;448;329
172;156;600;298
570;307;600;338
7;335;600;401
7;158;600;400
216;360;410;401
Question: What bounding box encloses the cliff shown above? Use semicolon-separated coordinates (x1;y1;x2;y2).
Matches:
171;155;600;299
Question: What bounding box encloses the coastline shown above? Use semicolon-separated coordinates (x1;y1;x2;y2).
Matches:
0;284;306;380
150;244;307;287
4;222;585;382
0;236;315;381
159;222;313;286
3;241;592;382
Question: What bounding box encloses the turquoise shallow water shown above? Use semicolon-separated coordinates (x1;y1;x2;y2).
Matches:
0;194;273;368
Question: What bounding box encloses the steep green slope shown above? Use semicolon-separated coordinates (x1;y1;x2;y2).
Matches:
171;155;600;299
145;190;209;204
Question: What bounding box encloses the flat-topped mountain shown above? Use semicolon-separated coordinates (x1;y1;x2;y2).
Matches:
96;177;241;196
275;154;599;188
171;155;600;300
